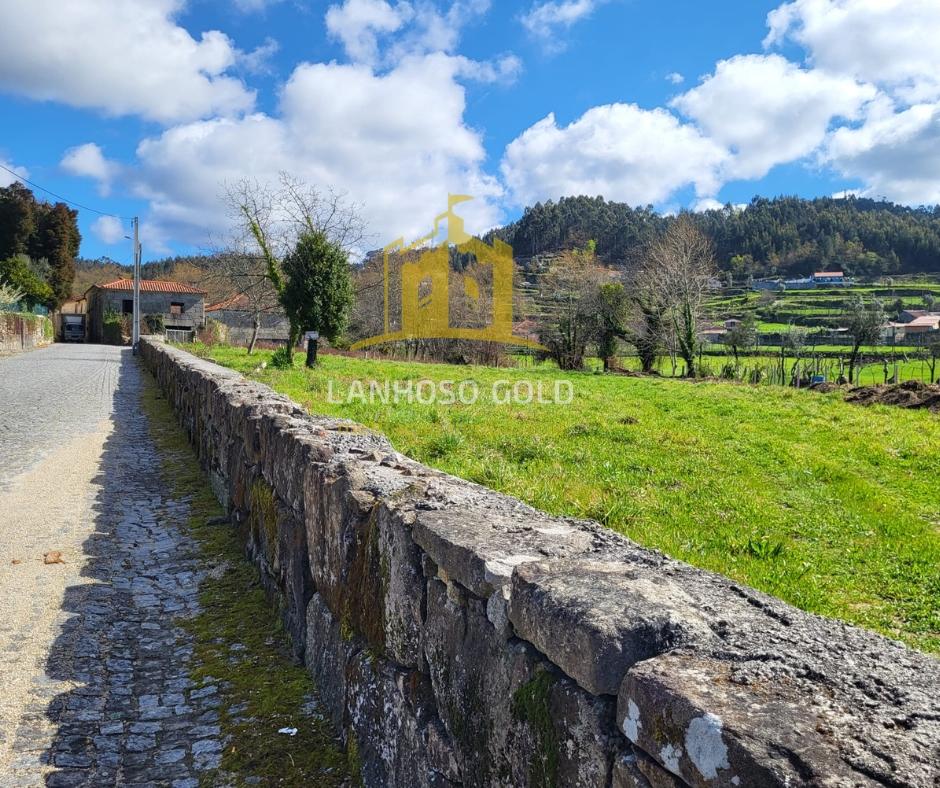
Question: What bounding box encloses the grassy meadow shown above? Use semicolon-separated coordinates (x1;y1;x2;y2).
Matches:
191;343;940;653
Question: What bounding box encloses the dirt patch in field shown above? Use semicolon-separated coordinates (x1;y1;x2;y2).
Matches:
845;380;940;412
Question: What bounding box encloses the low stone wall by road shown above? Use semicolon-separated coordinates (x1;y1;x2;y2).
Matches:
141;339;940;788
0;312;51;355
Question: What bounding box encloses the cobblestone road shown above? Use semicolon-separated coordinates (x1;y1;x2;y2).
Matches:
0;345;222;786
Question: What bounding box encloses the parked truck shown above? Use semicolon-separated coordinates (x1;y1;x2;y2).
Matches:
62;314;85;342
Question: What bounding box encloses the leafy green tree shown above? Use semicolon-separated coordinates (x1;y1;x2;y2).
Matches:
225;174;364;364
280;231;353;366
843;298;884;384
0;254;54;309
32;202;80;308
0;184;80;308
0;183;36;258
625;258;668;374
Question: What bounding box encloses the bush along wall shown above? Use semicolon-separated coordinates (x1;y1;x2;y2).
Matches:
141;338;940;788
0;311;53;354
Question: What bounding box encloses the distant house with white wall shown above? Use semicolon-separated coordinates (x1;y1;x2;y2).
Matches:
752;271;852;291
812;271;847;286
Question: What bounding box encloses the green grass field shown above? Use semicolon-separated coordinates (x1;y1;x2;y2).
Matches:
191;343;940;653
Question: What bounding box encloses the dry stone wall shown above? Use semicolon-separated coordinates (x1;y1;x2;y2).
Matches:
0;312;51;355
141;339;940;788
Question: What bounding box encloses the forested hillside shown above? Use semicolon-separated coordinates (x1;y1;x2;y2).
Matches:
490;195;940;278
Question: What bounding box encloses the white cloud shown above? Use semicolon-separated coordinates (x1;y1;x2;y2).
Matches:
500;103;728;208
758;0;940;203
452;54;522;84
666;72;685;85
409;0;492;54
325;0;493;67
129;53;503;252
61;143;120;196
672;54;876;180
241;38;281;75
326;0;409;65
91;216;126;245
824;97;940;205
0;159;28;187
520;0;604;48
693;198;724;212
0;0;255;123
765;0;940;103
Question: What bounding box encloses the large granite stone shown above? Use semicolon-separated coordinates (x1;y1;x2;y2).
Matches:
620;651;939;787
509;560;714;695
305;593;353;732
423;574;542;785
412;479;598;599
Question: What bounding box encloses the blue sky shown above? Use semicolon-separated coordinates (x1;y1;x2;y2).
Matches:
1;0;939;263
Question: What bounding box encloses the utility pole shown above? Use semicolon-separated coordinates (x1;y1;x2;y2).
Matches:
132;216;141;355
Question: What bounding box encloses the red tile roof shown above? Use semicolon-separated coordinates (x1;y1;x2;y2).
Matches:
813;271;844;278
92;278;208;295
206;293;249;311
907;315;940;328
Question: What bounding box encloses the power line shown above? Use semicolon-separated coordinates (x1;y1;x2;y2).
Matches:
0;162;131;221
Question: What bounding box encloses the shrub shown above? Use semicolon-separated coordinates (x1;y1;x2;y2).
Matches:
0;280;24;311
270;345;294;369
197;318;227;346
103;307;124;345
144;314;165;334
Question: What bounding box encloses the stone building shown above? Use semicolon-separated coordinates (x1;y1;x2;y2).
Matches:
205;293;290;346
85;279;207;342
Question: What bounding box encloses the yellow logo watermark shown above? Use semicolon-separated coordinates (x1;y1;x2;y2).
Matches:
350;195;544;350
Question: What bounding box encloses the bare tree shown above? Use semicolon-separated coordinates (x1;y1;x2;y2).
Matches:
533;248;607;370
203;250;281;354
843;297;884;384
221;173;367;360
643;217;717;377
723;314;757;365
925;341;940;383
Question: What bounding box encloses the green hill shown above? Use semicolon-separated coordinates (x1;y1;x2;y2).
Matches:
490;194;940;279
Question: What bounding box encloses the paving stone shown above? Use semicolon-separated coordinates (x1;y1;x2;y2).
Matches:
0;347;224;786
